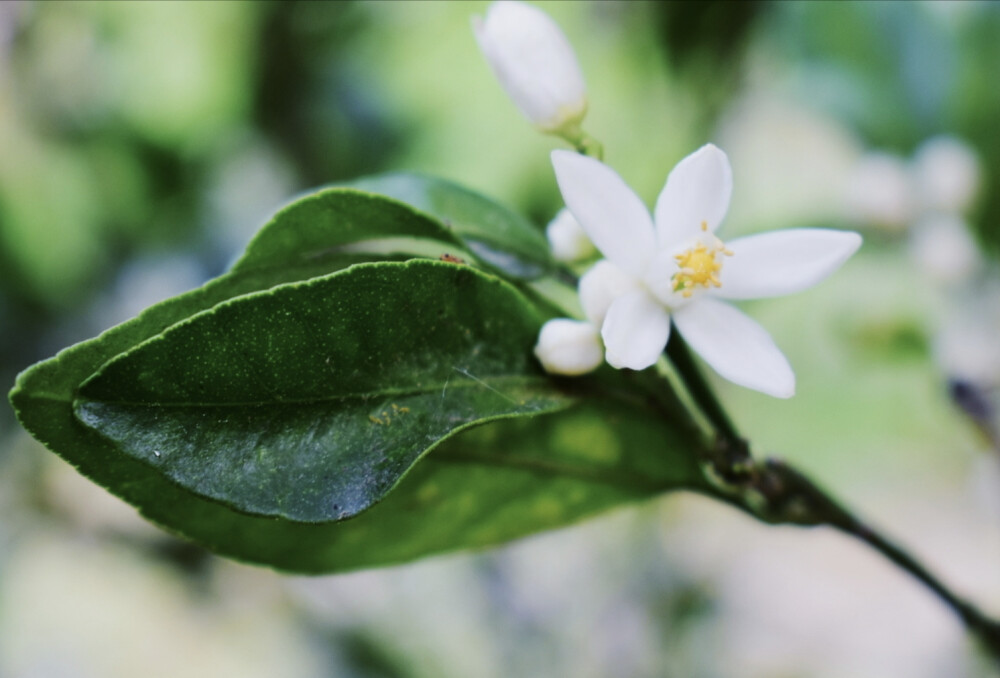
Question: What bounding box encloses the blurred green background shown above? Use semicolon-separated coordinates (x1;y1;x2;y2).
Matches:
1;1;999;676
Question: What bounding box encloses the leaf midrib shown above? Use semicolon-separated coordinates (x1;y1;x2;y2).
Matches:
74;374;560;409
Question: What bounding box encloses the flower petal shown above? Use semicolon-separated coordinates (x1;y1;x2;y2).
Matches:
673;298;794;398
654;143;733;247
601;290;671;371
718;229;862;300
534;319;603;375
579;259;641;326
551;150;656;272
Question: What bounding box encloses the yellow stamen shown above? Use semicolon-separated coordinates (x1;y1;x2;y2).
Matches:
671;225;733;295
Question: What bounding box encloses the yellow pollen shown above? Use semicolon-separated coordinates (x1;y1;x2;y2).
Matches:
671;227;733;298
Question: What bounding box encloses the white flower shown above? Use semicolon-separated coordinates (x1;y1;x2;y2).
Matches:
912;135;981;215
472;1;587;135
546;208;595;262
547;144;862;398
534;318;603;376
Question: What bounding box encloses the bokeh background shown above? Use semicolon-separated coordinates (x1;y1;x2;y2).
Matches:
1;1;999;676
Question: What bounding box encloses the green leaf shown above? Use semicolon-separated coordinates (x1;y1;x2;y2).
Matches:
73;261;568;522
10;190;470;418
10;183;550;529
347;172;554;279
190;396;708;574
10;181;713;573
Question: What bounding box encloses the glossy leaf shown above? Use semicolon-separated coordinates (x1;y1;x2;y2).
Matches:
73;262;569;522
185;395;709;573
9;182;557;533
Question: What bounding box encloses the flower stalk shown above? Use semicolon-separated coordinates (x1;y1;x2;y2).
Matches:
561;123;604;161
700;441;1000;664
671;349;1000;664
664;330;740;443
669;328;1000;662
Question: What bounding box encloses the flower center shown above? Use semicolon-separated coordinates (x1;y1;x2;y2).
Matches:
671;222;733;298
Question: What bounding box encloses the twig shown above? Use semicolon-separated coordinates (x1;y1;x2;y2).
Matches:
701;439;1000;663
664;333;1000;663
665;332;740;443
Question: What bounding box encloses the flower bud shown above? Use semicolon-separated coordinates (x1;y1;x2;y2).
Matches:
472;1;587;135
843;152;915;232
908;214;981;285
534;319;602;375
912;136;981;215
546;208;595;262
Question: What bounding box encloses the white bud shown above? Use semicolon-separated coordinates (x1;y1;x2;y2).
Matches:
534;319;602;375
472;1;587;134
578;259;640;327
912;135;981;215
843;152;915;232
546;208;595;262
907;213;981;285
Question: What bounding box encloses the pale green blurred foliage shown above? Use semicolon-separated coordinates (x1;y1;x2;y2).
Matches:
1;2;999;677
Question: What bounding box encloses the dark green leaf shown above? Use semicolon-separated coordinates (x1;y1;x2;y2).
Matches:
192;396;709;574
14;188;486;408
72;262;569;522
10;181;713;573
